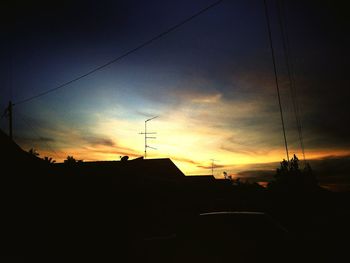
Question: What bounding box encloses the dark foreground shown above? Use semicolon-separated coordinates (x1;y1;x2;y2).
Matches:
1;132;350;262
3;168;350;262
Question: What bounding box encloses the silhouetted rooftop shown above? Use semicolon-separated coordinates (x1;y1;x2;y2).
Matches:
0;129;43;166
54;157;185;182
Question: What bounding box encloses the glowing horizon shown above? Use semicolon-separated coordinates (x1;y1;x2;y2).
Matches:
13;104;350;179
1;0;348;183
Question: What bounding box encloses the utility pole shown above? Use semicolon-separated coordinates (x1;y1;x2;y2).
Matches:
3;101;13;140
8;101;13;140
139;116;158;158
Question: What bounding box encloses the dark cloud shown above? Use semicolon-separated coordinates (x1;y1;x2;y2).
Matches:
197;164;226;170
16;135;55;144
82;135;115;147
295;72;350;149
1;0;130;38
38;136;55;142
278;1;350;150
236;169;275;182
220;144;271;156
308;155;350;180
90;148;139;159
236;155;350;191
172;157;200;166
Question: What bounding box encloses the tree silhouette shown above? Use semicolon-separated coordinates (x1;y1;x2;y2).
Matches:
28;148;40;157
43;156;56;164
120;156;129;162
64;155;76;164
64;155;82;166
268;154;318;192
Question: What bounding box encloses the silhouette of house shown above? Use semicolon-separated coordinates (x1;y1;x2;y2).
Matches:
0;129;43;166
0;126;50;181
118;157;185;180
0;129;49;252
185;175;216;183
53;157;186;185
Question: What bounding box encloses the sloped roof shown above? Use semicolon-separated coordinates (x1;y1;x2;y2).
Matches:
54;157;185;182
128;157;185;178
0;129;46;172
0;129;23;158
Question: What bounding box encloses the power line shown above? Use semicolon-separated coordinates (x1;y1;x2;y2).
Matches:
9;45;13;102
14;0;224;106
277;0;306;163
263;0;290;161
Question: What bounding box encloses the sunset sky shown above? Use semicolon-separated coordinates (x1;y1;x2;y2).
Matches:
0;0;349;182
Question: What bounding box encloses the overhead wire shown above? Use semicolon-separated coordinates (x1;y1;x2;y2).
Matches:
263;0;290;161
13;0;224;106
2;0;224;160
10;38;13;102
277;0;306;163
6;0;303;165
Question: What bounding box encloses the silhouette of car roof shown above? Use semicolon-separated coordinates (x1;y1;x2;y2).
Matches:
199;211;289;233
172;211;292;262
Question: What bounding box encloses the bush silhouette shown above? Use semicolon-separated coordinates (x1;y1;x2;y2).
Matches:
43;156;56;164
268;154;318;192
64;155;82;166
28;148;40;157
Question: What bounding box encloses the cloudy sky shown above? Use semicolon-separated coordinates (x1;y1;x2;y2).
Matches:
0;0;349;185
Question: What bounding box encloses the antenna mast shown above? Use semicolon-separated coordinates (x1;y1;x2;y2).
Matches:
210;159;218;176
139;116;158;158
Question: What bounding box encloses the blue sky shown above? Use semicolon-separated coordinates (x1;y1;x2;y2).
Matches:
0;0;349;181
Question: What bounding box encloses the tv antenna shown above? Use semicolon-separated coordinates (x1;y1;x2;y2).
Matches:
210;159;219;176
139;116;158;159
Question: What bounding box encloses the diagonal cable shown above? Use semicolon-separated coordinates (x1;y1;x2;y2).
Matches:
14;0;224;106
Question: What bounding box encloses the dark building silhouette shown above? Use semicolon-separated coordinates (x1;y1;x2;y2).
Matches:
2;129;349;262
54;157;185;181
